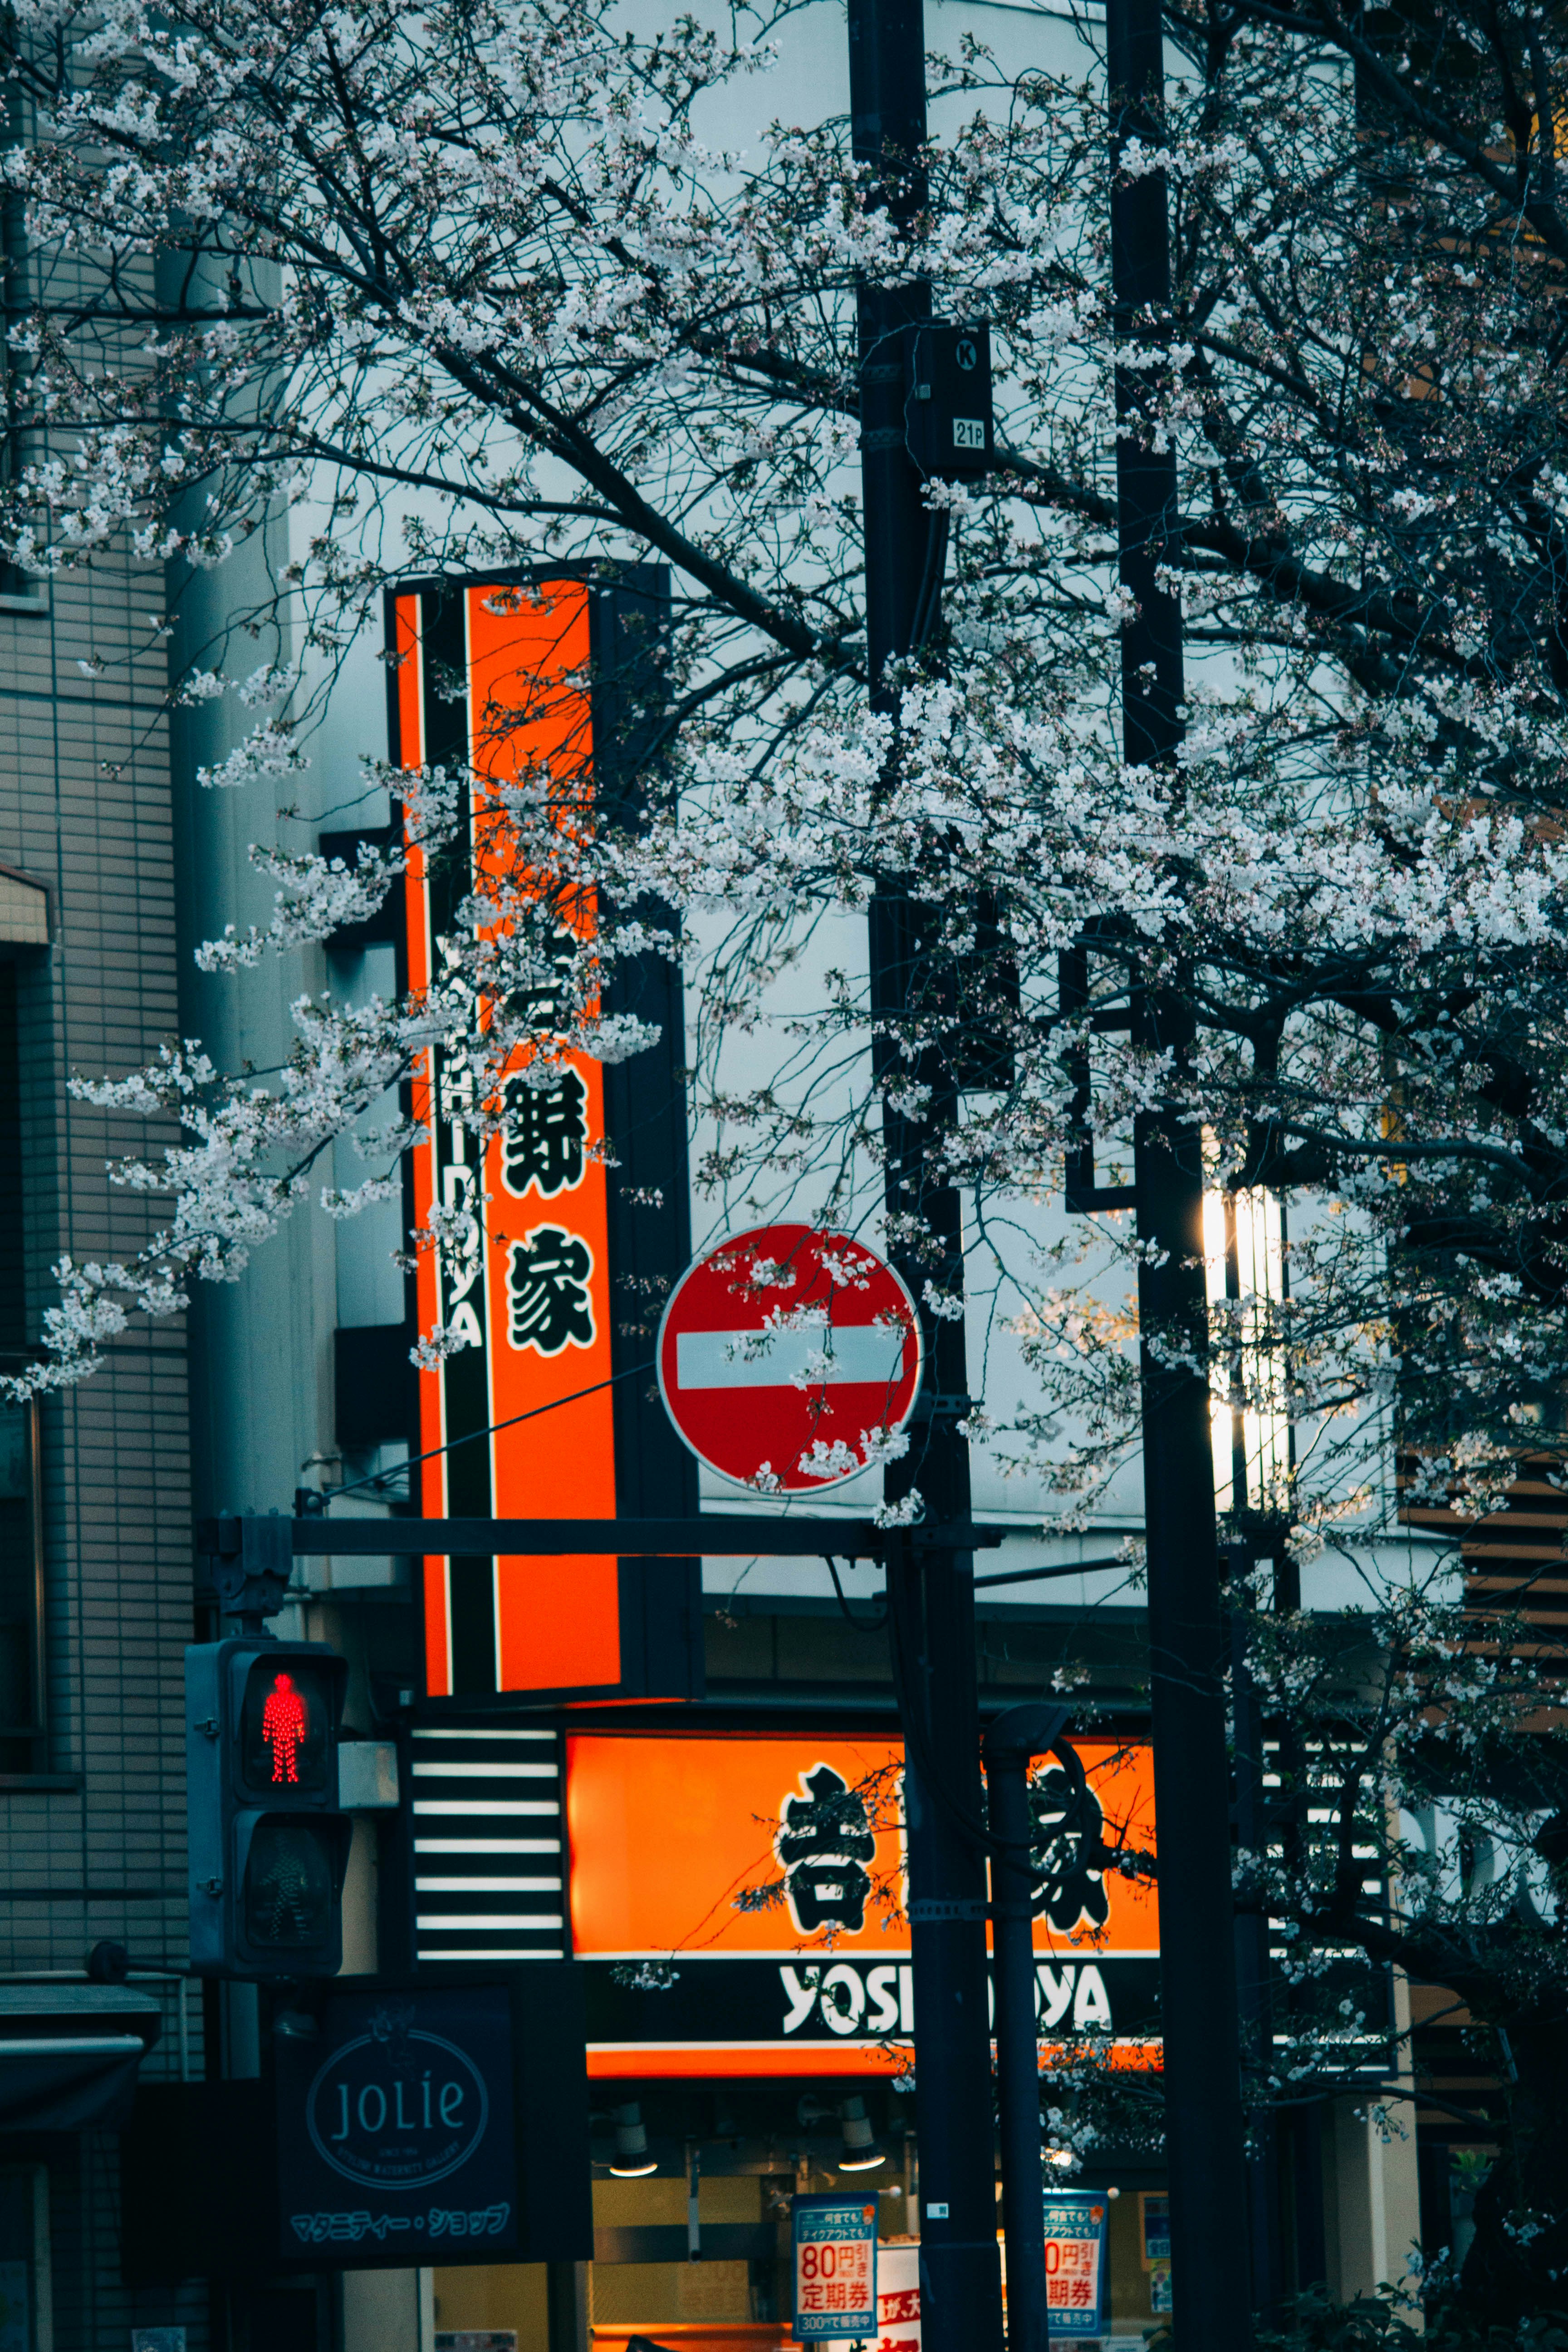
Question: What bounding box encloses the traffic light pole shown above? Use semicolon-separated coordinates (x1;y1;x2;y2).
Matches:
1108;0;1254;2342
847;0;1004;2346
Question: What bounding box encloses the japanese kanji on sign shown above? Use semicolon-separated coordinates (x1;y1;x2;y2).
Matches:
791;2194;878;2342
815;2244;919;2352
657;1223;922;1492
565;1730;1161;2076
398;580;621;1698
1042;2193;1109;2340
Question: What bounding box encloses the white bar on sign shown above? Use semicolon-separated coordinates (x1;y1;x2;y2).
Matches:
411;1799;560;1816
416;1948;565;1961
676;1326;905;1390
413;1876;564;1893
414;1912;566;1930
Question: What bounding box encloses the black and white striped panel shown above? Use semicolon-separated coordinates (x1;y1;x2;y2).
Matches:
409;1724;568;1963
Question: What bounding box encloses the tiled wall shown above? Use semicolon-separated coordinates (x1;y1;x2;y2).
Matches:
0;537;207;2343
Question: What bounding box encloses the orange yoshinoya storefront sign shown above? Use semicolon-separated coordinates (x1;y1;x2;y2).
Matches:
565;1733;1159;2078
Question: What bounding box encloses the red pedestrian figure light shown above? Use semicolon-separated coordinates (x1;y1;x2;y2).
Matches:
261;1672;308;1784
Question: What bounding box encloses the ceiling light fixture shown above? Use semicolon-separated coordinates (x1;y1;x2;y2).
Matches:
608;2102;657;2177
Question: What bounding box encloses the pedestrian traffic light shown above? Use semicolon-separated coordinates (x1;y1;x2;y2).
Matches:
186;1640;353;1978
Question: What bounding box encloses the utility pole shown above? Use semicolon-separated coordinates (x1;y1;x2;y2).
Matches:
985;1704;1071;2352
1108;0;1255;2341
847;0;1005;2346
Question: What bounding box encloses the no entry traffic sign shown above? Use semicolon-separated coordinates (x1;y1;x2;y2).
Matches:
657;1225;923;1493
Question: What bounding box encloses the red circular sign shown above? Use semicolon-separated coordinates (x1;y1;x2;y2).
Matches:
656;1225;924;1493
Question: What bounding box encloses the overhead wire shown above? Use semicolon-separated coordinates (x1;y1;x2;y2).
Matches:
974;1553;1138;1590
825;1555;891;1632
321;1357;656;1504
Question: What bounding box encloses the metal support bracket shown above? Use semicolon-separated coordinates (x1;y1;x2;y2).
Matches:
201;1514;292;1634
196;1513;1010;1574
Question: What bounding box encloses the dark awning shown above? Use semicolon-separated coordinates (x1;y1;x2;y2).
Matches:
0;1986;162;2130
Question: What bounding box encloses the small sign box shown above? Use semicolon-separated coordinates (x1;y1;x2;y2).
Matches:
1043;2192;1109;2340
274;1983;518;2266
792;2194;878;2341
1141;2190;1172;2312
817;2243;919;2351
903;321;995;478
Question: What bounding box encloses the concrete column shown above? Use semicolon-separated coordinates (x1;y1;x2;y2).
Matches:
341;2267;423;2352
1327;2092;1421;2302
338;1813;380;1976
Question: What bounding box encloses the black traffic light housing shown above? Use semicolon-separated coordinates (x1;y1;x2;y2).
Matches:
904;321;995;478
186;1639;353;1979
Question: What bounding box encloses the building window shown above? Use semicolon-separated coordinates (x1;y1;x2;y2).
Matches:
0;1401;42;1763
1204;1182;1291;1519
0;958;22;1350
0;951;45;1770
0;123;44;615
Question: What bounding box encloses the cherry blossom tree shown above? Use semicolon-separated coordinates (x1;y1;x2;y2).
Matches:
0;0;1562;1514
6;0;1568;2310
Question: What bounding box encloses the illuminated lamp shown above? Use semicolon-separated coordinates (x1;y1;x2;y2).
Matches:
837;2096;886;2172
609;2102;657;2176
801;2092;887;2172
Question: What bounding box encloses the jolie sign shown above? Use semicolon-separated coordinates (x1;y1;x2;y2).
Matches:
275;1984;518;2264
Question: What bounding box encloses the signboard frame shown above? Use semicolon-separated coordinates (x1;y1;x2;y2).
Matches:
1041;2190;1110;2341
383;567;704;1708
274;1977;521;2267
279;1967;589;2270
791;2192;879;2342
815;2243;921;2352
564;1725;1161;2076
123;1966;592;2279
1140;2188;1173;2313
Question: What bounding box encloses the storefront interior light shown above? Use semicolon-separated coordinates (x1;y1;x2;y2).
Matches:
837;2096;886;2172
796;2092;886;2171
609;2102;657;2176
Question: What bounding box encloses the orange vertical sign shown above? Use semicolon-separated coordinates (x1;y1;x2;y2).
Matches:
397;580;621;1696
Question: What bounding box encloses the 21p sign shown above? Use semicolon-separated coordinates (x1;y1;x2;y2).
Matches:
792;2194;878;2342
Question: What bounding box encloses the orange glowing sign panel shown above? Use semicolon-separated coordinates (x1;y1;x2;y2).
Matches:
566;1734;1159;2077
397;581;618;1698
568;1733;1157;1959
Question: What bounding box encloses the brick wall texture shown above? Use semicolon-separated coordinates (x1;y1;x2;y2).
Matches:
0;544;208;2345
